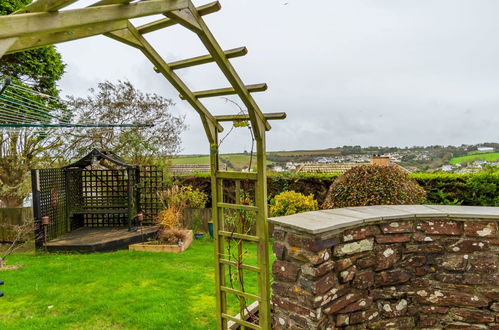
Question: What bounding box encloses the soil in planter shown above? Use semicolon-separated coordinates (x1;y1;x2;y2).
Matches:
157;229;189;245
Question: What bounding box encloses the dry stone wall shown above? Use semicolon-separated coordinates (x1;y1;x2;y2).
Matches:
268;205;499;330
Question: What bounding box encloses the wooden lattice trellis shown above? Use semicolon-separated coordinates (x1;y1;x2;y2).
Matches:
0;1;286;328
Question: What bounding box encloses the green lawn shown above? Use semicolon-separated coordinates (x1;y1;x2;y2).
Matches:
449;152;499;165
0;240;268;330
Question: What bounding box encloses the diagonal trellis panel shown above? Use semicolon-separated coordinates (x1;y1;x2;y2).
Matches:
0;1;286;328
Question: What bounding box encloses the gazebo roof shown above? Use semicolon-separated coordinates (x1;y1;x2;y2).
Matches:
64;149;133;169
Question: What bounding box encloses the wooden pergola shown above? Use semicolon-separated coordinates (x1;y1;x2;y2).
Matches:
0;1;284;329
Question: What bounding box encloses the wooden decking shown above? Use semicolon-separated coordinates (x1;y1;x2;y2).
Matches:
45;226;159;252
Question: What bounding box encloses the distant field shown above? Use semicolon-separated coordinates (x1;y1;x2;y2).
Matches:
171;155;211;165
449;152;499;165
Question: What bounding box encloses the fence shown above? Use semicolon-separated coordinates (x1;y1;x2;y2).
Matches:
0;207;33;242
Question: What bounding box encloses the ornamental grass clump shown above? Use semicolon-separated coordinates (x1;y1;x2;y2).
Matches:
156;185;208;244
270;190;318;217
322;164;426;209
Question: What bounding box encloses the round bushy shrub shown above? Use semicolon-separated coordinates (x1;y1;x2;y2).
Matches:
322;165;426;209
270;190;318;217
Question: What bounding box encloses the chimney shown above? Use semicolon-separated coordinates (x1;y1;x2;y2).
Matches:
371;155;390;166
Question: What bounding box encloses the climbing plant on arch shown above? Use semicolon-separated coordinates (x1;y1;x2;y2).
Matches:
0;0;285;328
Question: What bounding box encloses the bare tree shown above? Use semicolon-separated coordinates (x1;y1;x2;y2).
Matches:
65;80;186;165
0;216;34;268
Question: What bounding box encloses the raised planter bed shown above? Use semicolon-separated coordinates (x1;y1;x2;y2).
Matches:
129;230;193;253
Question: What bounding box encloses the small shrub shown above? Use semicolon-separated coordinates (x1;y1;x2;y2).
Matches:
270;190;318;217
323;164;426;209
156;185;208;241
157;228;187;245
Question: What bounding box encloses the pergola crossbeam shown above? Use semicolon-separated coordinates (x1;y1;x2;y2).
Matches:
187;2;271;136
166;47;247;70
136;1;220;35
7;21;128;54
123;22;222;139
0;0;189;39
180;83;267;100
165;8;202;33
13;0;78;14
215;112;286;122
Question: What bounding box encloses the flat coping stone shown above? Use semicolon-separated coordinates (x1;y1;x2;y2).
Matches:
268;205;499;234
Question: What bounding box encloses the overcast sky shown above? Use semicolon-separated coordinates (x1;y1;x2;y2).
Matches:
57;0;499;154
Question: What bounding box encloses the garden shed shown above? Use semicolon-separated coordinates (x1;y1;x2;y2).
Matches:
31;149;162;251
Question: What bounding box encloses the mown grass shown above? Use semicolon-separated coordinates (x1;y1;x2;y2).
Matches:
0;240;270;330
449;152;499;165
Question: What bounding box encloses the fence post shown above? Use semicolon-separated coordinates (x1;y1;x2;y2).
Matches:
31;169;42;249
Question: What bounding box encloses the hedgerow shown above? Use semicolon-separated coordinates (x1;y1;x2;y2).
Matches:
172;171;499;207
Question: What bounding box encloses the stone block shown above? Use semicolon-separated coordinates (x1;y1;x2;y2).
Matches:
375;234;411;244
405;242;445;254
451;307;495;323
375;269;412;287
400;255;427;268
324;292;362;315
338;297;373;313
449;239;490;253
273;260;300;282
368;316;415;329
273;241;286;260
339;265;357;283
300;273;337;295
468;254;499;273
349;309;379;324
464;221;498;238
380;221;414;234
288;247;331;265
415;289;489;307
352;270;375;289
287;233;340;253
438;254;468;272
417;220;462;235
356;255;377;269
334;238;374;257
301;260;335;278
342;225;380;242
379;299;409;318
374;245;401;271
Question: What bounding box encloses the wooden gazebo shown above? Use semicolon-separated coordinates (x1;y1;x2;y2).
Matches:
31;149;162;251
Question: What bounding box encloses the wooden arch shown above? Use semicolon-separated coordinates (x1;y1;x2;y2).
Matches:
0;1;285;329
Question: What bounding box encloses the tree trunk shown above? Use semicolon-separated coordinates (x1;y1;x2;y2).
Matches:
1;197;24;208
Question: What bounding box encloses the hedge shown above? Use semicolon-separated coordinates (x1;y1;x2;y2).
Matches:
172;171;499;208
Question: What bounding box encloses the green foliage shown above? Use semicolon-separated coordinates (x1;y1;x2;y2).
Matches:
323;165;426;208
0;0;66;207
270;190;318;217
413;171;499;206
173;170;499;208
0;0;65;97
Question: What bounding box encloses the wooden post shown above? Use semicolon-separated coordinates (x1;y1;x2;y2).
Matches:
31;169;42;249
255;131;271;329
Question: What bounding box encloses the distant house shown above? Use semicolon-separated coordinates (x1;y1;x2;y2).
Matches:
295;156;408;174
478;147;494;152
170;164;227;175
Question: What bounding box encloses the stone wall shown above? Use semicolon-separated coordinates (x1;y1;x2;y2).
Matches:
268;205;499;329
